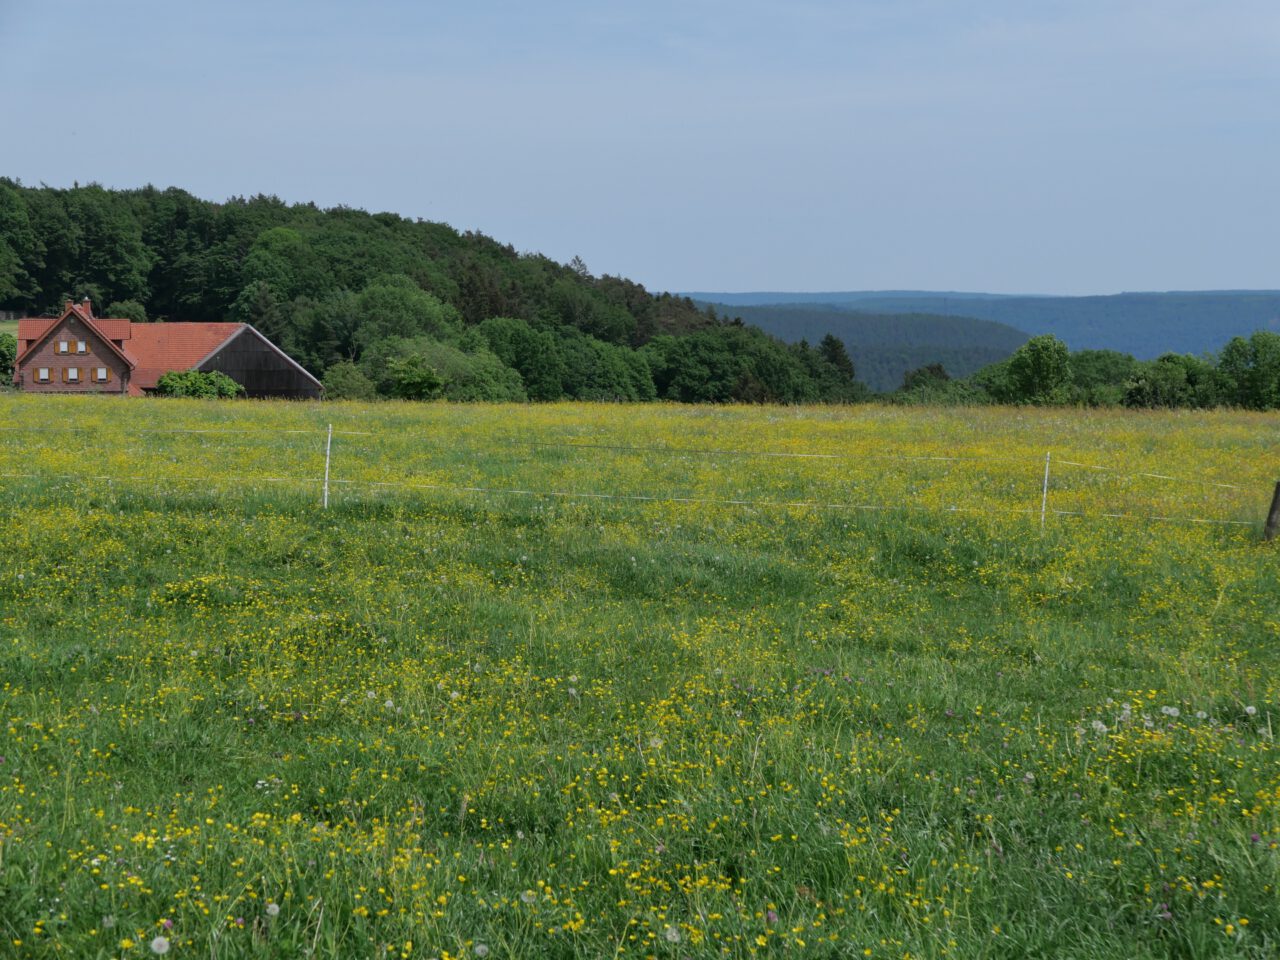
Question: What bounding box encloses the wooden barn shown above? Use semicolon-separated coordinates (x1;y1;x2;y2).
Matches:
12;300;322;399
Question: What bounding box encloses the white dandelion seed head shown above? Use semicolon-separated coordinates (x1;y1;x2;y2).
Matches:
266;902;280;917
520;890;537;904
150;935;171;955
474;944;490;958
1245;705;1258;716
664;925;681;943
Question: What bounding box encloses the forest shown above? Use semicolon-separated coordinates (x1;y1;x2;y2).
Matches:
3;179;1278;410
893;332;1280;411
0;180;861;403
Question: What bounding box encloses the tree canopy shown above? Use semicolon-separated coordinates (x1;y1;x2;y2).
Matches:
0;180;869;404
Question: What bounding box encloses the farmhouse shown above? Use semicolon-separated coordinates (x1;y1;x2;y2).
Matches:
12;299;322;399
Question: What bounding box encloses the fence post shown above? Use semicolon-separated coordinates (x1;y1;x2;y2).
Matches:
323;424;333;509
1040;451;1051;532
1265;481;1280;541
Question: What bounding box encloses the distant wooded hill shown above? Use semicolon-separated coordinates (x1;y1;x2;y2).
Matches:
694;303;1028;392
687;290;1280;359
0;181;866;403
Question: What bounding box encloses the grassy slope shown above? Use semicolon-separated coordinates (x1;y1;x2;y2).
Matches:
0;319;17;337
0;396;1277;959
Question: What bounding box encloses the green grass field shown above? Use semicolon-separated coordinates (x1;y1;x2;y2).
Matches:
0;318;17;338
1;395;1277;958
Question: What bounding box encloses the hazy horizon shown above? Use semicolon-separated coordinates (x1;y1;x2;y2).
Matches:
681;287;1280;298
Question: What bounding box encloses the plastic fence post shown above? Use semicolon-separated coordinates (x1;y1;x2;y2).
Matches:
1040;451;1051;532
323;424;333;509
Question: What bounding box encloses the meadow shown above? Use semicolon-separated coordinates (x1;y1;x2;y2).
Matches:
0;394;1277;959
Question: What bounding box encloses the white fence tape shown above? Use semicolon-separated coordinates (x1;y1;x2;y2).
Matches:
0;423;1249;488
0;468;1257;530
0;420;1262;529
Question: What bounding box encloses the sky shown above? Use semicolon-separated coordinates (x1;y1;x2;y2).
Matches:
1;0;1277;295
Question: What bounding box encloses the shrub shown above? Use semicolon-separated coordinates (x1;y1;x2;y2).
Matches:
1004;334;1071;404
322;361;377;401
384;354;445;400
0;332;15;383
414;340;527;402
154;370;245;399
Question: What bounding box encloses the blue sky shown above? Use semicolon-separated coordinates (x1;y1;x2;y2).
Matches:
1;0;1277;294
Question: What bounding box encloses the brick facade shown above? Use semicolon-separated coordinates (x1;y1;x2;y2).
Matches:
15;310;131;394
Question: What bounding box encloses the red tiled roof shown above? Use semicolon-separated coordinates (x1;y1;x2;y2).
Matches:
126;323;245;390
94;319;132;340
14;299;319;396
17;317;132;342
17;318;57;341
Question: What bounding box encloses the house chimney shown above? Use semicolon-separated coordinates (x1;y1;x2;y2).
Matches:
65;300;74;314
81;298;92;317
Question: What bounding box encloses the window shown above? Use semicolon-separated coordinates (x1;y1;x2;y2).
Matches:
37;368;50;383
96;367;109;383
76;340;87;354
57;341;69;354
66;367;80;383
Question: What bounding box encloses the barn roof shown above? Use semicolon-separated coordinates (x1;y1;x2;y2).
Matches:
13;300;316;396
127;323;245;391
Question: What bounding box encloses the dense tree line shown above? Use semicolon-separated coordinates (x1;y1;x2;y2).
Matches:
708;302;1028;392
6;181;1273;411
0;181;862;403
894;332;1280;410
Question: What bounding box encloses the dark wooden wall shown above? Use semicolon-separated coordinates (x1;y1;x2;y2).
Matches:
199;331;322;399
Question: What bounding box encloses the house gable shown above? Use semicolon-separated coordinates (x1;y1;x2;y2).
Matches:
197;325;323;399
14;305;133;393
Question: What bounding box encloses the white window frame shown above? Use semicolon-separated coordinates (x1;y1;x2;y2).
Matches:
37;367;50;382
67;367;80;383
96;367;108;382
57;341;69;354
76;340;87;354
